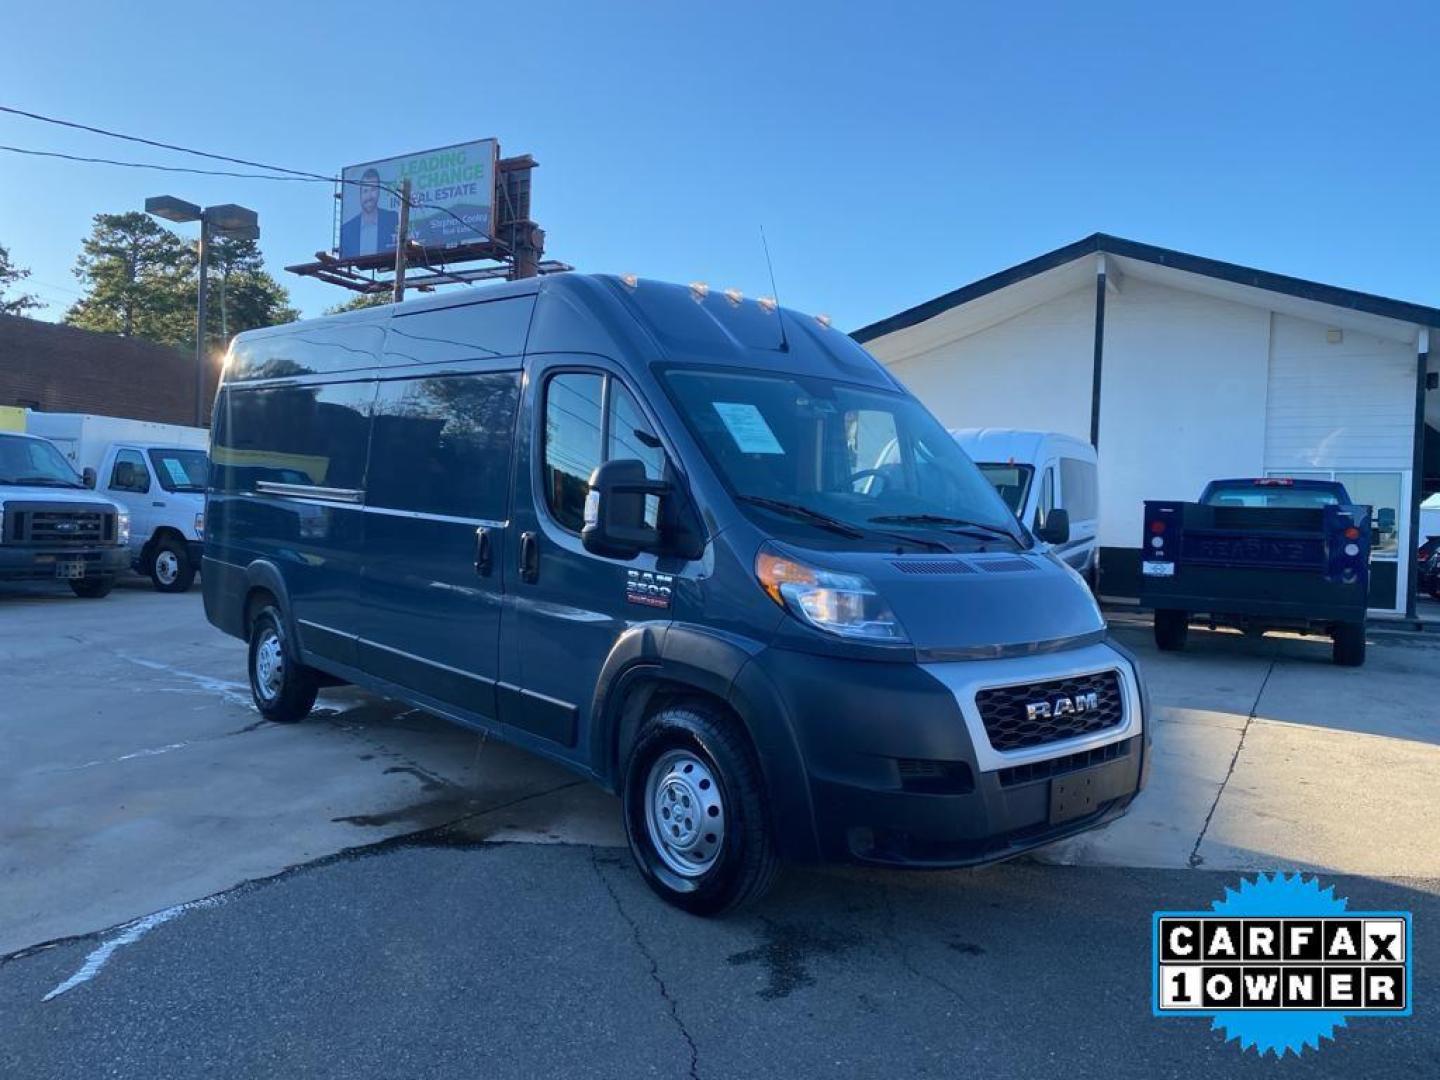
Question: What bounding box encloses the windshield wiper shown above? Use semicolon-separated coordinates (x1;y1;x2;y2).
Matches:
737;495;866;538
869;513;1018;542
737;496;950;551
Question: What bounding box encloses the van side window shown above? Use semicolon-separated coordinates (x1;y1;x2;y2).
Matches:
544;373;604;532
544;373;665;534
226;325;385;381
1034;467;1055;530
1059;457;1098;521
367;372;520;520
608;382;663;527
109;448;149;492
211;382;374;493
385;298;535;366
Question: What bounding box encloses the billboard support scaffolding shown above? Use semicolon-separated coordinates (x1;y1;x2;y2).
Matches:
393;178;411;304
286;146;569;299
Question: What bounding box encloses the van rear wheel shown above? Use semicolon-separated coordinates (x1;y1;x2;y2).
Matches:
1154;609;1189;651
247;606;318;722
622;702;778;916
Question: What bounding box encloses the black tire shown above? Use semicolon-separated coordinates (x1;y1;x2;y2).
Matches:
1332;622;1366;667
1154;609;1189;651
622;701;779;916
247;605;318;722
148;537;196;593
69;575;115;599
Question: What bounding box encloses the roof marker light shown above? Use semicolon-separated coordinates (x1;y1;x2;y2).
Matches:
620;273;638;288
815;313;832;329
757;296;777;313
690;281;709;300
724;287;743;306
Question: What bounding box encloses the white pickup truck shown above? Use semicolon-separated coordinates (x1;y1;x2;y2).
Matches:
26;413;209;592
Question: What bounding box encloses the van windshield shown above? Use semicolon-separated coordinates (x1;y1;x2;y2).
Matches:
662;369;1025;548
976;463;1034;514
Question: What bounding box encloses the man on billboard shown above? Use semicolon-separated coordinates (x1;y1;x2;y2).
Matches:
340;168;399;257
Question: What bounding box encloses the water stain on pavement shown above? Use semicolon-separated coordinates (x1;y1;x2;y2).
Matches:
726;919;853;1000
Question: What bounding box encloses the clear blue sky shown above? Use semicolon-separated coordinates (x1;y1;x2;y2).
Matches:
2;1;1437;329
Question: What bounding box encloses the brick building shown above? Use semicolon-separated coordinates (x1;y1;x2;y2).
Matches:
0;314;219;426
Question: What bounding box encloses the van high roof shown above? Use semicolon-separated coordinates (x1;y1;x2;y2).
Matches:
240;273;899;390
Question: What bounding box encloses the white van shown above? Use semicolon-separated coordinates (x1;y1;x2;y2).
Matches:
951;429;1099;577
25;413;209;592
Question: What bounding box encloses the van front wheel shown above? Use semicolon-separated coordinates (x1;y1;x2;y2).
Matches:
247;606;318;722
622;702;778;916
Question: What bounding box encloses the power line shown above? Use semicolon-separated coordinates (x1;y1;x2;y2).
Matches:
0;145;326;182
0;104;329;180
0;104;496;246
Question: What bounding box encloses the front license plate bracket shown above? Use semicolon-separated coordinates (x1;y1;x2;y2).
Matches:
1050;771;1099;825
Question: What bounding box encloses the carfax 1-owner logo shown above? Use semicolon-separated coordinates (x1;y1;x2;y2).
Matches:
1152;873;1412;1057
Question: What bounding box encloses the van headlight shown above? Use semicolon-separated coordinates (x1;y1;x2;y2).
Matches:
117;510;131;545
755;544;907;642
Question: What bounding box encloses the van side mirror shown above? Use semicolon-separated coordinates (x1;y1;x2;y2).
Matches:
582;459;669;559
1036;507;1070;545
81;467;96;489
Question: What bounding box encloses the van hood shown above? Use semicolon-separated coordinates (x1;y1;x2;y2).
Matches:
802;546;1105;656
0;485;123;510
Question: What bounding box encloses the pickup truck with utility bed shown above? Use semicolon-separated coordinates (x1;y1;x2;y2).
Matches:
1139;477;1371;666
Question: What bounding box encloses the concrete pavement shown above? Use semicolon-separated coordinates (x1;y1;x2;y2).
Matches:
3;581;1438;960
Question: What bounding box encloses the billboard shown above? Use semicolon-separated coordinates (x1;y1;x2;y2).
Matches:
338;139;498;260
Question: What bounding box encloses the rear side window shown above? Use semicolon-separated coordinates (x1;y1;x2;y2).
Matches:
1059;457;1098;521
226;324;385;381
211;382;374;493
385;298;534;366
367;371;521;520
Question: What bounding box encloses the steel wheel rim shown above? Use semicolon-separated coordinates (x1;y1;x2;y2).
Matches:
644;749;725;877
155;550;179;585
254;630;284;701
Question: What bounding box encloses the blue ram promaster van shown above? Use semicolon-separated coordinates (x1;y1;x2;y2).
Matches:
204;275;1150;913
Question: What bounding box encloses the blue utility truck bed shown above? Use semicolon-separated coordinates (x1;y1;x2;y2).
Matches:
1138;478;1371;665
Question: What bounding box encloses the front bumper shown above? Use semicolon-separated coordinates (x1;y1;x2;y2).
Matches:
0;544;129;581
748;640;1148;868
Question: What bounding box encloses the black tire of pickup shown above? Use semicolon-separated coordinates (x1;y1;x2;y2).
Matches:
1332;622;1366;667
1154;609;1189;651
69;575;116;599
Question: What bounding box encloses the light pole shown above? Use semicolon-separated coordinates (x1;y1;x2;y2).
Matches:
145;196;259;426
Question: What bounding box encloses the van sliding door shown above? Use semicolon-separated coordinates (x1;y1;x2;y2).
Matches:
356;367;521;719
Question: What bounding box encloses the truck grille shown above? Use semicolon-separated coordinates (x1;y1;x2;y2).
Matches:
3;503;115;545
975;670;1124;752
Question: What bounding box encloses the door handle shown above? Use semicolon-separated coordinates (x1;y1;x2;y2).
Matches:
519;531;539;584
474;526;493;576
